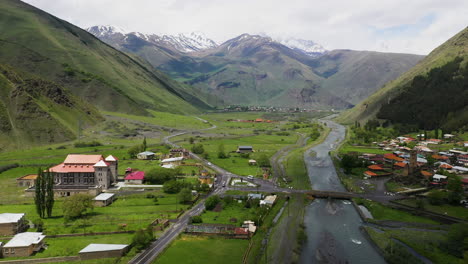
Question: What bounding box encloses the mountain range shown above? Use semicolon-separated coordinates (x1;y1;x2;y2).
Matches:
88;26;423;109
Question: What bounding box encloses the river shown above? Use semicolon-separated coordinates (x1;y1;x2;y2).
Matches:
299;119;386;264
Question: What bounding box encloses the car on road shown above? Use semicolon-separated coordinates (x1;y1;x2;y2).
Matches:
247;175;254;179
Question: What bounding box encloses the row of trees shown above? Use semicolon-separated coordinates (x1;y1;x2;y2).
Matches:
35;169;54;219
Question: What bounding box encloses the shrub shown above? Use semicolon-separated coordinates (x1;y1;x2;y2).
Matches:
205;195;221;211
190;216;203;223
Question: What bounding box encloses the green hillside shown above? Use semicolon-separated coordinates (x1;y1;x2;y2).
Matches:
338;26;468;125
0;0;211;116
0;64;102;149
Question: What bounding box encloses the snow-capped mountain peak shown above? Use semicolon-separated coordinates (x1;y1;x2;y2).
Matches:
87;25;126;37
86;25;218;53
277;37;327;56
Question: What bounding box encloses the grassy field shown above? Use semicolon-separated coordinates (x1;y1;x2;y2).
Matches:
155;235;249;264
180;134;298;176
396;199;468;220
103;110;211;130
339;144;389;154
365;227;464;264
0;191;187;235
0;234;134;260
354;198;439;225
200;200;260;225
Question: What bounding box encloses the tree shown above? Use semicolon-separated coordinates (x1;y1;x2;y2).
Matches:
128;144;144;158
178;188;192;204
34;169;45;218
445;223;468;257
257;154;271;167
163;180;182;194
447;175;463;204
218;143;227;159
62;194;94;221
190;216;203;223
205;195;220;210
142;137;147;151
189;137;195;144
45;170;54;218
132;226;154;250
191;144;204;154
34;169;54;218
427;191;447;205
145;167;177;184
340;154;359;174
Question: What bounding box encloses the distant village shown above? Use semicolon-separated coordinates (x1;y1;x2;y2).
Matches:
356;133;468;192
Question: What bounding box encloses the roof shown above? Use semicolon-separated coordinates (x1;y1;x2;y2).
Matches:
64;154;103;165
432;155;449;160
453;166;468;172
364;171;377;176
125;171;145;180
439;164;453;169
234;227;249;235
4;232;45;248
433;174;448;179
421;171;433;177
248;159;257;163
79;244;128;253
138;151;155;156
0;213;24;224
105;155;118;162
161;164;175;169
93;193;115;201
49;163;95;173
17;174;38;180
238;146;253;149
94;160;109;167
161;157;184;163
263;195;277;203
368;165;383;170
394;162;407;168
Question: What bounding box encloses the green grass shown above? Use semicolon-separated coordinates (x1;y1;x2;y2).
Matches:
339;144;388;154
0;191;187;235
200;202;259;225
396;199;468;220
155;235;248;264
365;227;464;264
0;234;133;260
354;198;439;225
181;134;297;176
103;110;211;130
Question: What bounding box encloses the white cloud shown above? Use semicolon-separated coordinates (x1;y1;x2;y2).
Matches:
22;0;468;55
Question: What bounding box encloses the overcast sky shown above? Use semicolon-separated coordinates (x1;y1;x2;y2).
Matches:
23;0;468;55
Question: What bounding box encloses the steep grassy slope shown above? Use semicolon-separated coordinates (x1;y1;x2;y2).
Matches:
0;0;210;116
313;50;424;105
0;64;102;149
338;26;468;124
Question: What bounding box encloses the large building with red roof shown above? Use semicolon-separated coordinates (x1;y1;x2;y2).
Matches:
47;154;118;196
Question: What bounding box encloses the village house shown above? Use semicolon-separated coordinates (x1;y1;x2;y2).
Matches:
236;146;254;153
29;154;118;197
2;232;45;257
169;148;190;159
16;174;37;188
457;154;468;165
0;213;27;236
79;244;128;260
260;195;277;206
93;193;116;207
137;151;155;160
124;171;145;184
